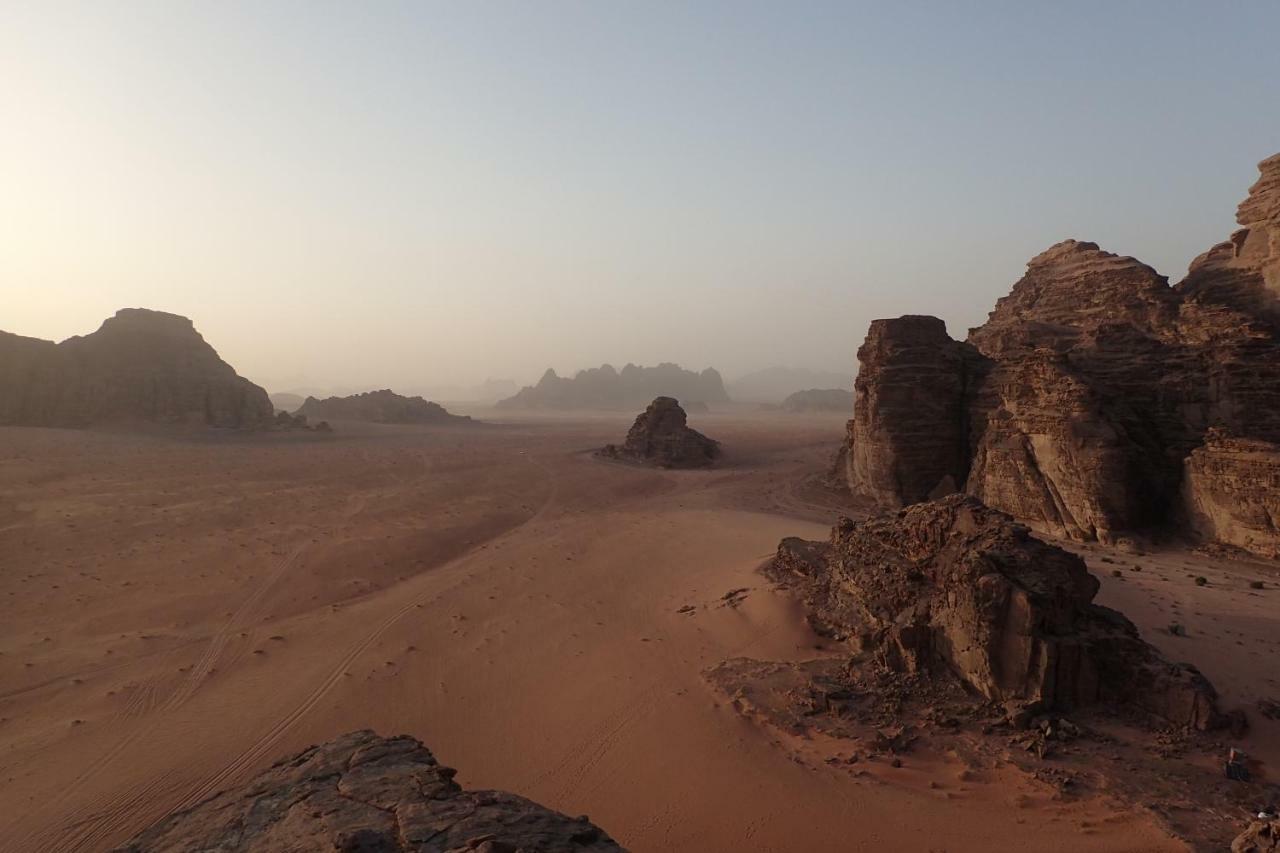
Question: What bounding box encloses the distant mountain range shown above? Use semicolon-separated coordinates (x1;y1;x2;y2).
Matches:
728;367;854;403
496;363;728;410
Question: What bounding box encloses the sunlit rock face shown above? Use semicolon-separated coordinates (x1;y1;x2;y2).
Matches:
838;153;1280;556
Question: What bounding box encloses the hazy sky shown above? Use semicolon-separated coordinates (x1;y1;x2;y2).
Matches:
3;2;1279;393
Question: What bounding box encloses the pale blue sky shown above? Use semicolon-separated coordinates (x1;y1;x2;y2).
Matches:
3;1;1278;392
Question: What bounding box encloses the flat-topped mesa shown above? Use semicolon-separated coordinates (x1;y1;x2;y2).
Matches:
114;731;622;853
838;152;1280;556
600;396;719;468
768;496;1228;729
0;308;272;428
296;389;471;425
838;315;986;509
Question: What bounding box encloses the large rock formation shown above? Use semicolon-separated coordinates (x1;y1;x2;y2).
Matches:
780;387;854;413
115;731;622;852
836;316;984;509
297;390;471;425
599;397;719;468
838;153;1280;556
496;363;728;410
0;308;272;428
769;495;1227;729
1182;429;1280;558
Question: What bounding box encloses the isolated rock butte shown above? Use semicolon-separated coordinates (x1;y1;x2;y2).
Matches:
600;397;719;468
297;390;471;425
769;495;1227;729
496;363;728;410
114;730;622;853
839;153;1280;556
0;308;272;428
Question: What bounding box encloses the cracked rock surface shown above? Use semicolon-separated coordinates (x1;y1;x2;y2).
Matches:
114;731;624;852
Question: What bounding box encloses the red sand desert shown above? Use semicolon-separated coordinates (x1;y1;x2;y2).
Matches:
3;410;1276;851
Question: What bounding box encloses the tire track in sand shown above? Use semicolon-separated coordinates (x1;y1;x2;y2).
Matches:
172;453;559;814
22;541;310;853
33;452;555;852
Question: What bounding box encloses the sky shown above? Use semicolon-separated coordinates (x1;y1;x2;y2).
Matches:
3;1;1279;394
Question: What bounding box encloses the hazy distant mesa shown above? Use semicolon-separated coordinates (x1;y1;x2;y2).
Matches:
495;362;729;410
294;389;472;426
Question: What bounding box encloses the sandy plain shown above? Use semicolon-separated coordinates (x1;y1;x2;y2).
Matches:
1;410;1276;852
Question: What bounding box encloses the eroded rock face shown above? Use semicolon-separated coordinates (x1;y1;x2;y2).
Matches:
0;309;272;428
838;154;1280;555
496;363;728;410
837;316;986;509
1182;429;1280;558
768;496;1226;729
297;390;471;425
115;730;622;853
600;397;719;468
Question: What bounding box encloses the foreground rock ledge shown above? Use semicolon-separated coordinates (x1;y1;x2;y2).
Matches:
598;396;719;468
114;731;623;852
769;495;1231;730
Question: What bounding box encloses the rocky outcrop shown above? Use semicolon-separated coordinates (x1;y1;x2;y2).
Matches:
496;363;728;410
599;397;719;468
1234;818;1280;853
768;495;1227;729
780;388;854;413
838;154;1280;555
1182;429;1280;558
0;308;272;428
115;731;621;852
837;317;986;509
297;390;471;425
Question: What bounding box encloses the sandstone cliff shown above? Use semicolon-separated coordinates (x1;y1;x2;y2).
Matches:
599;396;719;468
0;308;272;428
769;496;1227;729
114;730;622;852
297;390;471;425
496;363;728;410
839;153;1280;556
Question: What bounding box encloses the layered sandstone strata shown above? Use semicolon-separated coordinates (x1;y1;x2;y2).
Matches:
838;153;1280;555
1182;429;1280;558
